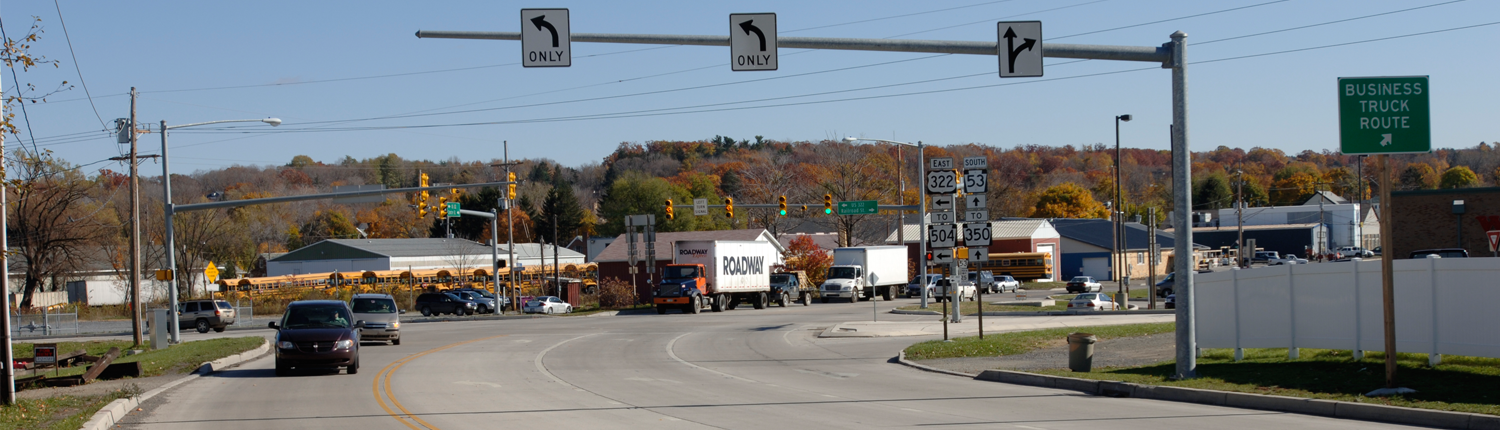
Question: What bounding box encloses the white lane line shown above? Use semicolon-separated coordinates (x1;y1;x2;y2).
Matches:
666;333;757;383
1015;426;1048;430
534;334;595;389
900;408;924;413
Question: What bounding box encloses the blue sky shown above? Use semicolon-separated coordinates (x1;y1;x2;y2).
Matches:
5;0;1498;175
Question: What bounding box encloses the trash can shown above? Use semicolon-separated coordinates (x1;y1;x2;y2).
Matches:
1067;332;1098;372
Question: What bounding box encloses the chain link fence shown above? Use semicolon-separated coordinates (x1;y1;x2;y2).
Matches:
9;310;80;337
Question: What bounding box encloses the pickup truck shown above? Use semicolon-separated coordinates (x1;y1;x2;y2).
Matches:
1268;255;1307;265
770;271;813;307
932;278;976;302
1250;251;1280;265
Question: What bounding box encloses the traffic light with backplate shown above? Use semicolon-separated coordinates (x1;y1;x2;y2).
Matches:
778;195;787;216
665;199;675;220
823;194;833;214
725;197;734;219
507;172;517;200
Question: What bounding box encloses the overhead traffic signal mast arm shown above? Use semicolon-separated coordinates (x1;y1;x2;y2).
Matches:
174;180;518;213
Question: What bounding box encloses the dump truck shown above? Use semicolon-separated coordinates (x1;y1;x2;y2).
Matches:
653;240;777;314
820;246;907;303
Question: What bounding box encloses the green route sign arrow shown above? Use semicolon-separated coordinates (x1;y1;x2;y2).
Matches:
836;200;878;215
445;202;460;218
1338;76;1429;155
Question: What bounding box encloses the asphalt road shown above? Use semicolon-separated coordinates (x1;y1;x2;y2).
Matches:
114;298;1423;430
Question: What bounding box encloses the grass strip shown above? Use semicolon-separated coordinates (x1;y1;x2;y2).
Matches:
13;336;265;378
1031;348;1500;416
0;391;131;430
903;322;1175;360
896;301;1068;314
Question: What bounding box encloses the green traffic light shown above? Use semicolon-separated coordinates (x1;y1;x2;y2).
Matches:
824;208;832;214
779;209;787;216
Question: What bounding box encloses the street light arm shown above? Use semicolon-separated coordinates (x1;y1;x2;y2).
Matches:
165;118;281;130
845;137;919;147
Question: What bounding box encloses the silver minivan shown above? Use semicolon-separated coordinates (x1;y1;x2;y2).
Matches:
350;294;402;345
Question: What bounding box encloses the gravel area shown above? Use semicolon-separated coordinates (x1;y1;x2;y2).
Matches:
915;332;1177;375
16;373;181;400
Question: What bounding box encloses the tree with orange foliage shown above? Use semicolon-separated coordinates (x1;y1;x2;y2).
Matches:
1029;183;1109;219
783;235;833;286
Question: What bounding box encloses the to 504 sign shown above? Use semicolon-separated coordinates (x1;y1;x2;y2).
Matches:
927;223;957;248
925;170;957;194
963;224;992;247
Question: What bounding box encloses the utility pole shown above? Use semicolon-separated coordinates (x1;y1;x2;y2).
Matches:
1236;170;1245;267
2;72;14;405
129;88;144;347
1148;207;1157;310
553;214;561;298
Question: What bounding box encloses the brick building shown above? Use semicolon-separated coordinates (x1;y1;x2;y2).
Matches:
1390;187;1500;258
593;229;785;303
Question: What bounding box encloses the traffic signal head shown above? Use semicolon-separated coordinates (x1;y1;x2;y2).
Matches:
925;251;934;261
506;172;518;200
724;197;734;219
451;188;460;196
778;195;787;216
823;194;833;214
419;207;428;218
665;199;675;220
420;173;429;188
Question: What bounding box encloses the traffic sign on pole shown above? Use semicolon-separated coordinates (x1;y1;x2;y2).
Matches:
965;194;987;209
837;200;879;215
1488;230;1500;253
963;223;993;247
997;21;1042;78
204;262;219;284
925;170;958;194
730;13;777;71
927;223;956;248
930;195;955;212
965;210;989;223
964;169;988;194
929;211;955;224
1338;76;1430;154
930;249;953;264
521;9;570;67
963;156;988;170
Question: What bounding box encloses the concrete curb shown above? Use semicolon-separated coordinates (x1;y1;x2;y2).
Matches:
893;351;981;379
79;338;271;430
971;368;1499;429
888;309;1176;317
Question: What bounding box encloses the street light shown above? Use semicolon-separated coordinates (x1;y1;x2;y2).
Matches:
1114;114;1131;305
845;137;930;310
161;118;280;344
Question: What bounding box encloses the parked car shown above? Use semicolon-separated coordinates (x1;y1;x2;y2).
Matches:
1065;276;1101;293
523;296;573;314
1409;248;1468;259
1338;246;1375;258
1155;272;1175;297
932;278;976;302
1164;293;1176;309
414;292;478;317
967;271;996;295
1250;251;1280;265
178;299;236;333
1269;254;1308;265
1371;246;1382;256
1067;293;1118;311
454;288;509;311
270;300;361;376
906;274;944;298
350;294;401;345
453;290;499;314
992;275;1021;294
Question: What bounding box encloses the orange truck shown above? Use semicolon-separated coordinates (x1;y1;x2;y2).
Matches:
653;240;777;314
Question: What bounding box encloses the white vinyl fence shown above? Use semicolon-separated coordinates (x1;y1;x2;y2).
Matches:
1195;257;1500;365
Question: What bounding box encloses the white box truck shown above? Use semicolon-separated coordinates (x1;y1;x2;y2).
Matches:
820;246;907;303
653;240;777;314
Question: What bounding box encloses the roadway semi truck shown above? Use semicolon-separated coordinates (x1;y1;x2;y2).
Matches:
653;240;777;314
820;246;907;303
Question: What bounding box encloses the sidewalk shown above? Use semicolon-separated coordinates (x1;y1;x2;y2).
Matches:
819;313;1174;338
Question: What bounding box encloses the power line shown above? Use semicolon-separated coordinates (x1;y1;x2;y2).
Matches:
0;15;44;156
1052;0;1291;40
1195;0;1467;46
53;0;108;132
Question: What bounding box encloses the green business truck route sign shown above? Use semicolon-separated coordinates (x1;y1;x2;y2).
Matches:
1338;76;1429;155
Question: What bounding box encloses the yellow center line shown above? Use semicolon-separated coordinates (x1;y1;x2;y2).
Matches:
373;334;509;430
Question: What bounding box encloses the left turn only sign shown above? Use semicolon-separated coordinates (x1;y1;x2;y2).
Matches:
730;13;777;71
522;9;570;67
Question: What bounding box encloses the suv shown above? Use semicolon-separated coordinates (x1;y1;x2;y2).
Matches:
1338;246;1375;258
414;292;478;317
350;294;402;345
454;288;508;312
452;290;499;314
178;299;236;333
1409;248;1468;259
1155;272;1175;297
1251;251;1280;265
270;300;361;376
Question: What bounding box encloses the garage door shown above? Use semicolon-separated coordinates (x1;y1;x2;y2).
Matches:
1081;257;1110;280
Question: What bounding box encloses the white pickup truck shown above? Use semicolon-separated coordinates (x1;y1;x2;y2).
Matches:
1269;254;1308;265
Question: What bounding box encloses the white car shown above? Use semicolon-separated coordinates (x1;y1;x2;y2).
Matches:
523;296;573;314
1338;246;1375;258
1269;255;1308;265
992;275;1021;294
932;278;976;302
1066;276;1102;293
1067;293;1119;311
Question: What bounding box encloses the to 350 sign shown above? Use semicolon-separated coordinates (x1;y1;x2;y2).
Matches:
963;224;992;247
925;170;957;194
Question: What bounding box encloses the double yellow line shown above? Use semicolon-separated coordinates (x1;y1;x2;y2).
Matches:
373;335;508;430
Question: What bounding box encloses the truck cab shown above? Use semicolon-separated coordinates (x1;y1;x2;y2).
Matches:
770;271;810;307
655;264;707;314
820;265;864;302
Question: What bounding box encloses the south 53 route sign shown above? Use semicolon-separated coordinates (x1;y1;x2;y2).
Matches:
1338;76;1429;155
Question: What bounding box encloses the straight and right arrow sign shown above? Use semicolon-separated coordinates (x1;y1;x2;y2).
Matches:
997;21;1042;78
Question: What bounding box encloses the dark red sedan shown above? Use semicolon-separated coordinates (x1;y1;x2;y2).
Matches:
269;300;362;376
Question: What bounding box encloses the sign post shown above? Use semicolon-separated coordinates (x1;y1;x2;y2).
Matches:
1339;75;1430;393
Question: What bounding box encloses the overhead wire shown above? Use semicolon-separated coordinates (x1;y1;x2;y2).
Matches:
52;0;109;132
0;15;45;156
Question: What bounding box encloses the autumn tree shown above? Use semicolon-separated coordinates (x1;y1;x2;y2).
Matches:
1399;163;1438;190
1439;166;1479;189
1270;172;1317;206
810;141;893;246
782;235;833;286
7;151;113;307
299;210;360;245
1028;182;1108;219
